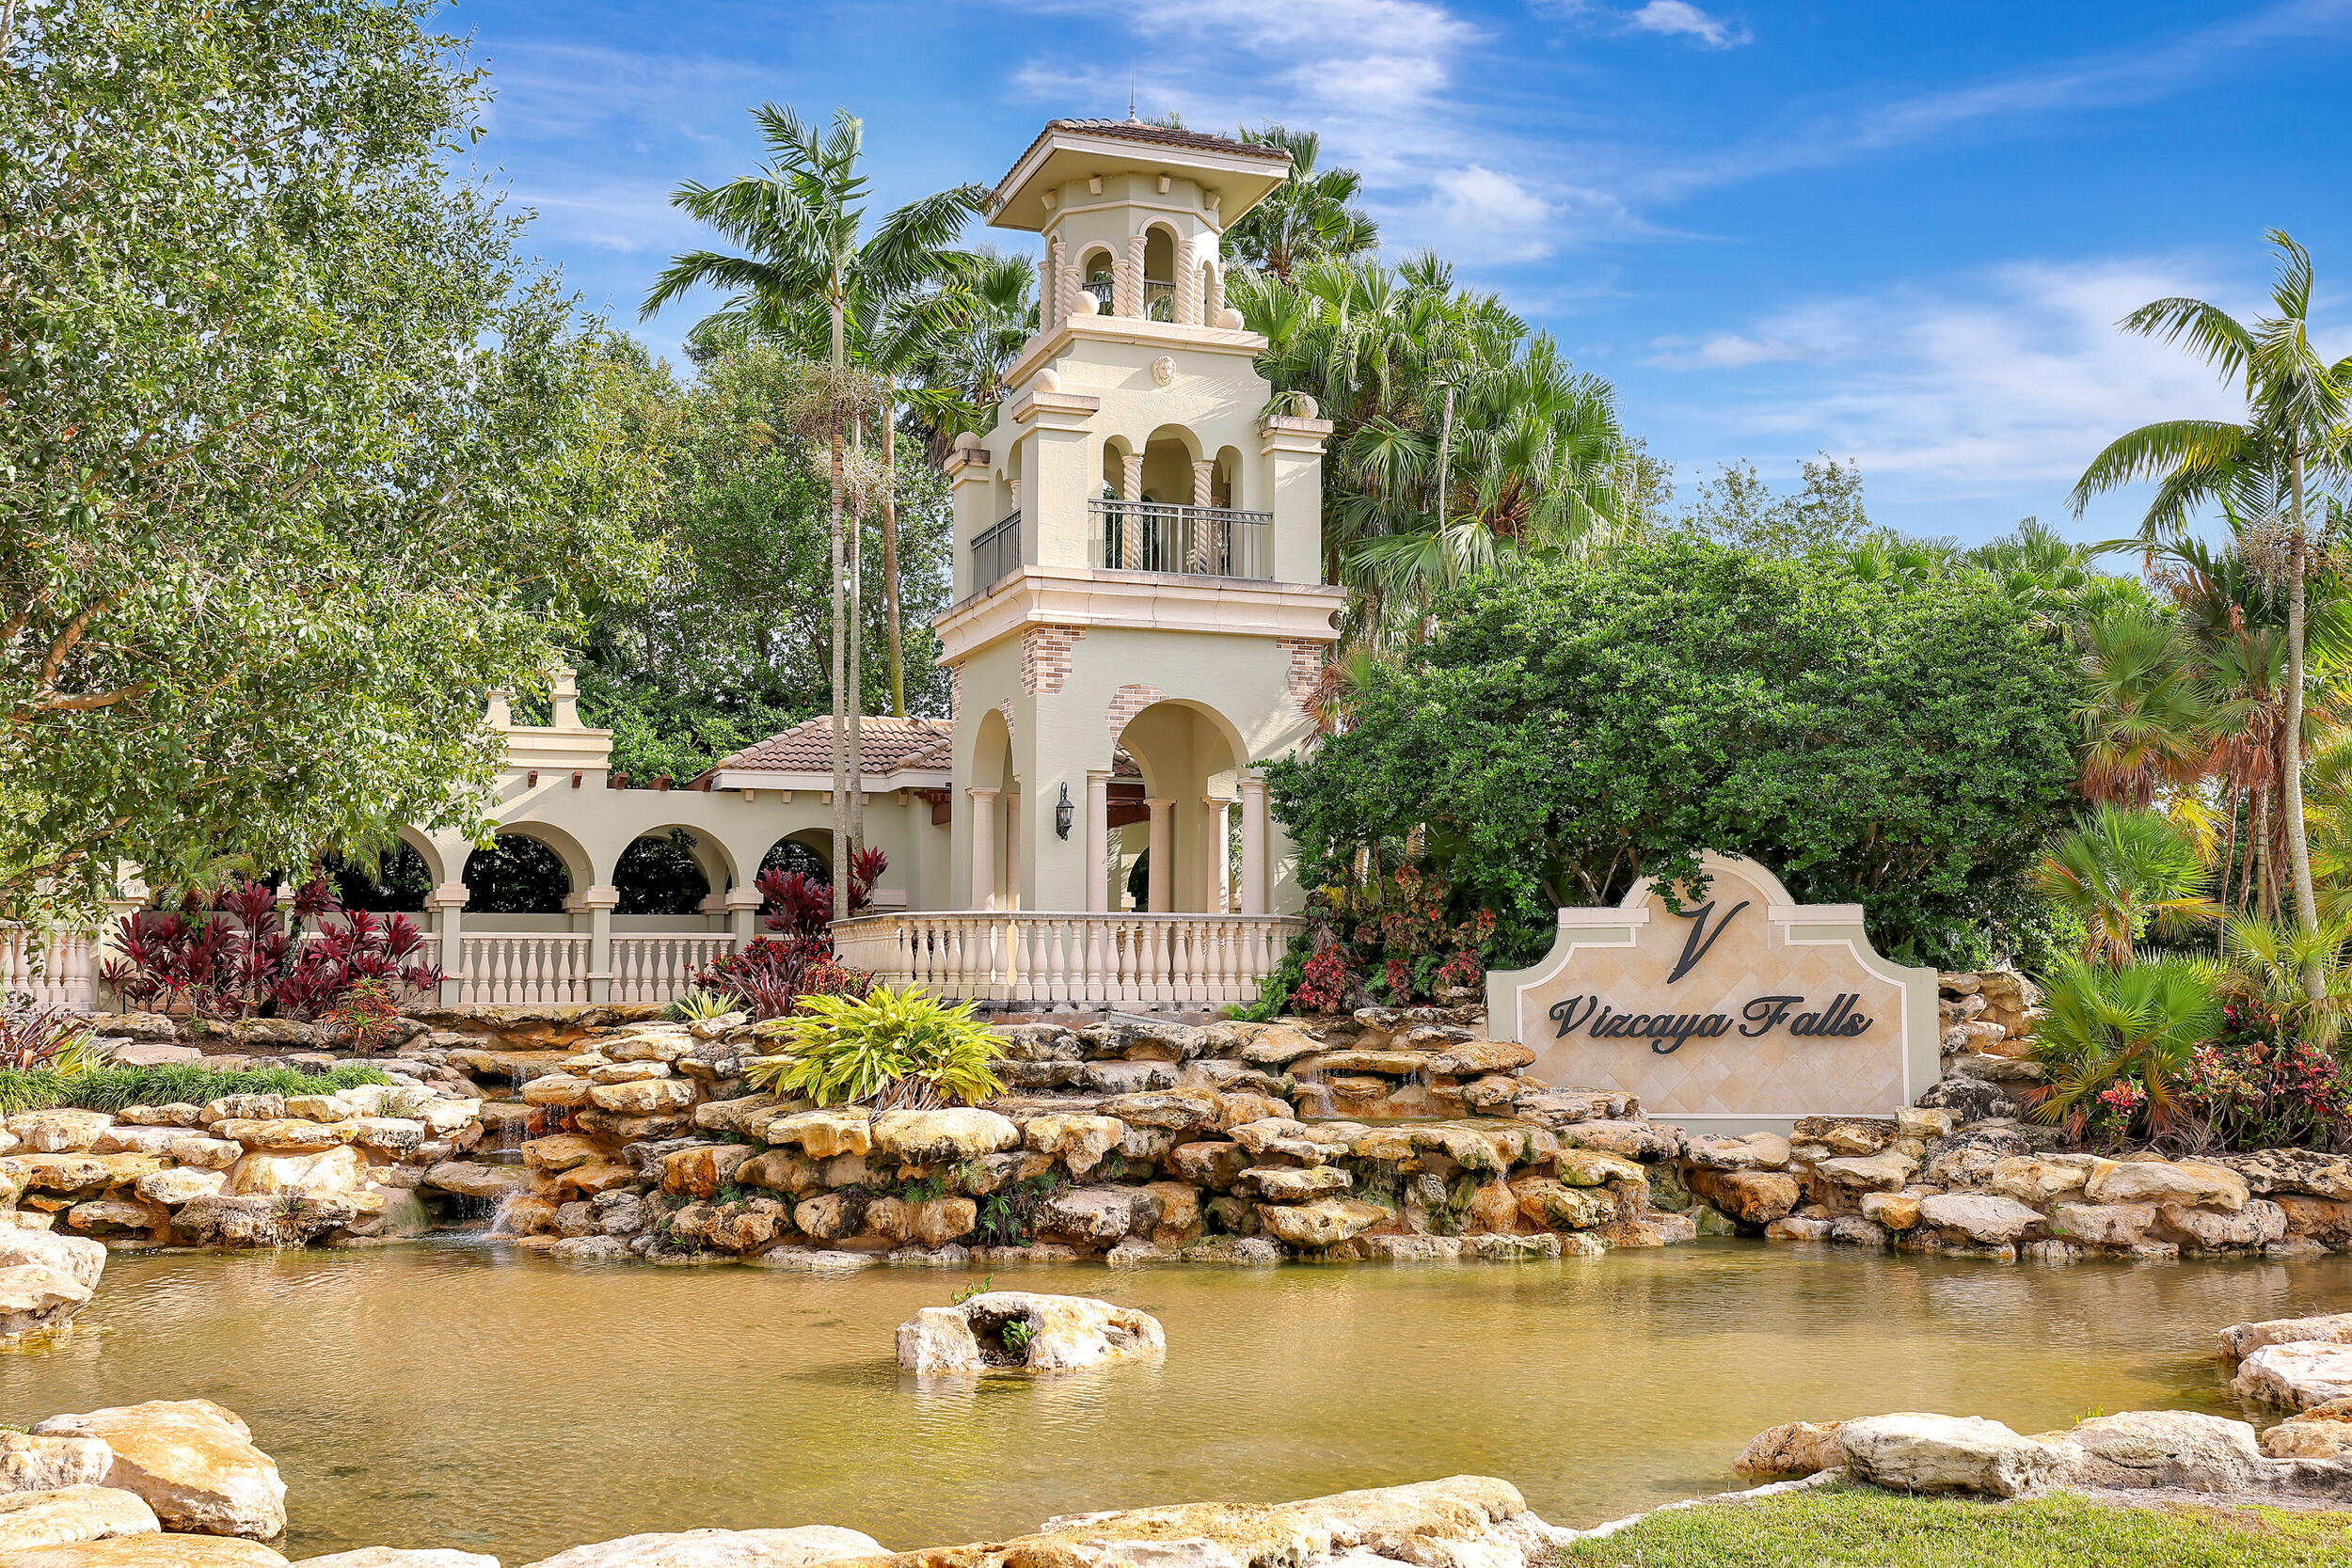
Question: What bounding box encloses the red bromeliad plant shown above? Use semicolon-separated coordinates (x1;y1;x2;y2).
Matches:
98;876;442;1021
1285;863;1497;1013
687;847;888;1018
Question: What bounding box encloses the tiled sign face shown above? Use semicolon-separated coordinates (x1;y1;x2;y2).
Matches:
1503;856;1929;1122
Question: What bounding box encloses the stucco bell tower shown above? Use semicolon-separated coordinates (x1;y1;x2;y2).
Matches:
940;118;1344;919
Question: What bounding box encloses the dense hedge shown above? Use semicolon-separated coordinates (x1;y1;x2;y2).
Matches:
1267;539;2081;970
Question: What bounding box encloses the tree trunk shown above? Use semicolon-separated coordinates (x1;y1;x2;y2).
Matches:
849;413;866;865
829;296;850;923
882;373;906;718
2284;445;2321;997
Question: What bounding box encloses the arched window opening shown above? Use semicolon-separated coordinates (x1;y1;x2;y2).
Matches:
615;830;711;915
462;835;571;914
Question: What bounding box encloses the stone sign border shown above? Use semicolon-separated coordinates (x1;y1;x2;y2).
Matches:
1482;853;1942;1134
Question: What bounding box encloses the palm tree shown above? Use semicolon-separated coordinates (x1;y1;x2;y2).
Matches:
2071;608;2207;808
2027;955;2221;1140
2030;805;2211;968
1222;125;1378;280
644;104;983;914
2072;232;2352;990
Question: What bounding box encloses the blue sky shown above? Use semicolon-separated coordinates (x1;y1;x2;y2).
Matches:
447;0;2352;545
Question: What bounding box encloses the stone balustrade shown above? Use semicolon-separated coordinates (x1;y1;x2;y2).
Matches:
831;911;1301;1008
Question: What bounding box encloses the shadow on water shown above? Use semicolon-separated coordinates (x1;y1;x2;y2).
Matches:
7;1239;2345;1562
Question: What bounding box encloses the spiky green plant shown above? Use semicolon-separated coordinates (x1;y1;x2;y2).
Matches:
2030;805;2214;968
2027;955;2223;1135
671;989;736;1023
746;984;1002;1110
2214;913;2352;1050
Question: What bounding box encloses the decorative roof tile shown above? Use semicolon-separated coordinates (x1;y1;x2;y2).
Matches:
706;716;953;779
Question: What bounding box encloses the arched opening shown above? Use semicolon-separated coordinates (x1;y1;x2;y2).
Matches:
324;842;433;912
615;828;717;915
1142;224;1179;320
761;832;830;882
1113;699;1244;914
1138;424;1205;572
968;705;1018;910
1078;244;1116;311
462;833;573;914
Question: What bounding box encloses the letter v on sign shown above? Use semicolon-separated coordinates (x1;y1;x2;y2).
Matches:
1667;899;1750;984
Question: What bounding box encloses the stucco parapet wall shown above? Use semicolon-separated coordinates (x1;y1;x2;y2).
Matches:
705;768;950;793
1008;387;1103;427
990;120;1289;230
934;568;1346;663
499;724;614;772
1260;414;1336;446
946;448;991;479
1005;316;1268;392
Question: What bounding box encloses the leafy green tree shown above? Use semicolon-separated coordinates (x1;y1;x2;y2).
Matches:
1677;454;1873;556
2073;231;2352;985
644;104;981;914
1221;126;1379;279
1265;539;2082;967
0;0;659;926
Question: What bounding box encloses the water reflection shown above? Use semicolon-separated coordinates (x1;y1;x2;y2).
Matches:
2;1241;2344;1562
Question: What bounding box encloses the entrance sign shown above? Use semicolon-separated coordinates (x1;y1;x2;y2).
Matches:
1485;854;1938;1130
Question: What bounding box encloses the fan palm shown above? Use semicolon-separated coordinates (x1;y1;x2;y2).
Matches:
2030;805;2212;968
1222;125;1378;280
2215;913;2352;1051
643;105;983;911
2071;609;2208;808
2072;232;2352;986
2027;955;2221;1138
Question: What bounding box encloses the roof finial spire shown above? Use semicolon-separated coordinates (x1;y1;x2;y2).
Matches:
1128;65;1137;122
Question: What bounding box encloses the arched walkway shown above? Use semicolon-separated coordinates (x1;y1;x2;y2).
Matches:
1110;698;1245;914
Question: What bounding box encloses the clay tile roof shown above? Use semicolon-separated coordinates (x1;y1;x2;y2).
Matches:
1044;119;1292;163
707;716;954;778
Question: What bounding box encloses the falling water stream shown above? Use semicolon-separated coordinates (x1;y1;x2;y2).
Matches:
4;1241;2346;1561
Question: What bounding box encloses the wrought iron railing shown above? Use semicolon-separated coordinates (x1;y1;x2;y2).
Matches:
1088;499;1272;578
971;510;1021;592
1078;278;1177;320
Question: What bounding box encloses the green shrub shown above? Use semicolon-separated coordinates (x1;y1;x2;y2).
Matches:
2027;955;2221;1140
0;1061;394;1116
746;985;1003;1110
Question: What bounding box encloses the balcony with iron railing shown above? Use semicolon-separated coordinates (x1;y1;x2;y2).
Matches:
1082;277;1178;321
971;510;1021;593
1089;499;1271;579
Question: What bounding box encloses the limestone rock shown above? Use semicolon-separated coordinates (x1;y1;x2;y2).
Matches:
135;1168;229;1208
1549;1118;1679;1160
2211;1148;2352;1201
1837;1414;2074;1497
1238;1165;1351;1202
588;1078;696;1116
1238;1026;1324;1067
1816;1149;1917;1193
1225;1118;1348;1164
1683;1132;1790;1172
168;1137;244;1171
2066;1409;2352;1496
1988;1154;2094;1205
1036;1186;1149;1248
421;1161;528;1201
171;1195;358;1247
8;1535;289;1564
1733;1419;1846;1478
1023;1114;1127;1177
516;1524;883;1568
227;1145;370;1198
0;1228;106;1289
1797;1117;1898;1156
1423;1042;1535;1076
548;1236;630;1261
1859;1192;1921;1229
2276;1195;2352;1243
659;1144;754;1199
30;1400;286;1539
2234;1341;2352;1409
1509;1178;1614;1231
2161;1198;2286;1251
1917;1193;2042;1245
1686;1168;1799;1226
736;1150;823;1197
1554;1148;1647;1187
2047;1202;2154;1247
1168;1142;1248;1191
1175;1236;1281;1265
0;1265;90;1338
522;1134;606;1174
2260;1400;2352;1459
1257;1197;1391;1250
0;1484;160;1550
761;1109;870;1159
0;1431;115;1495
1095;1089;1221;1132
2218;1311;2352;1362
5;1110;114;1153
2084;1157;2249;1212
896;1291;1165;1375
1601;1212;1696;1247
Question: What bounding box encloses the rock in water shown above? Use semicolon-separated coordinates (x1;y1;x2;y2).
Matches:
0;1264;92;1341
1733;1420;1846;1478
8;1538;290;1564
2234;1341;2352;1410
2218;1311;2352;1362
896;1291;1166;1375
516;1524;883;1568
29;1399;286;1539
0;1431;116;1495
295;1551;503;1566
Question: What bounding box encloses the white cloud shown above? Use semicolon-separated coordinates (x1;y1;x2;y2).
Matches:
1642;258;2280;493
1421;166;1556;261
1624;2;1751;49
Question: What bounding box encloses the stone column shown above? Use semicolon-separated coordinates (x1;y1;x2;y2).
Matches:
1004;792;1021;911
1086;768;1112;913
568;883;620;1003
426;881;469;1006
1119;451;1144;569
1117;233;1147;318
1204;260;1226;324
725;884;764;949
1146;798;1172;914
967;787;999;911
1047;236;1069;324
1203;796;1236;911
1239;773;1269;916
1175;237;1201;325
1190;459;1216;570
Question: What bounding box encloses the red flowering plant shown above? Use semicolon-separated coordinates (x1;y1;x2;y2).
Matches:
1265;860;1501;1016
685;847;886;1019
2173;1002;2352;1153
99;876;441;1021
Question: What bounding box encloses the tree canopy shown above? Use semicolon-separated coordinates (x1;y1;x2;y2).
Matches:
1266;538;2084;968
0;0;660;923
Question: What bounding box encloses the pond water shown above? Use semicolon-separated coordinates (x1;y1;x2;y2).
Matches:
4;1241;2347;1562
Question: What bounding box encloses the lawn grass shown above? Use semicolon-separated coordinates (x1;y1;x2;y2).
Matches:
0;1061;395;1116
1551;1482;2352;1568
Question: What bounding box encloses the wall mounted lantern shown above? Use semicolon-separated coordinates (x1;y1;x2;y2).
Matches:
1056;783;1074;839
